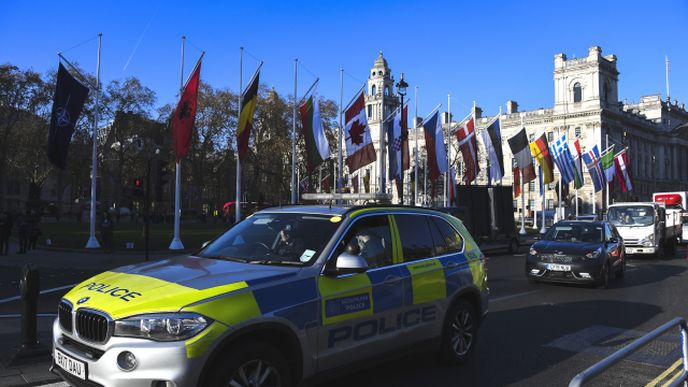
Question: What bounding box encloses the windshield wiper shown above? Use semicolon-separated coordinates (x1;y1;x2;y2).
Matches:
201;255;250;263
250;260;303;266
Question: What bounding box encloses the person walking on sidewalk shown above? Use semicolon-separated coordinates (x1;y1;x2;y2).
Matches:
99;212;114;252
28;212;41;251
16;210;31;254
0;210;9;255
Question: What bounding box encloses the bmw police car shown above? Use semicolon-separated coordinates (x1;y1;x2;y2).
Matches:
52;205;489;387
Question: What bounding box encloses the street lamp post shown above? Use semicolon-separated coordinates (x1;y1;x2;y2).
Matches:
396;73;408;205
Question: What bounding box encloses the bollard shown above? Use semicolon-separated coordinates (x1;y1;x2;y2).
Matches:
20;264;39;348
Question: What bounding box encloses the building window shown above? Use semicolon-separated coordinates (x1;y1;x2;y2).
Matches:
528;180;535;191
372;71;376;76
547;132;554;142
385;86;390;96
367;105;372;118
371;85;377;96
573;83;582;103
575;127;581;138
528;199;535;210
547;199;554;209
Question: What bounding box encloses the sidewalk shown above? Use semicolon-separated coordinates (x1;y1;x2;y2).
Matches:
0;241;186;386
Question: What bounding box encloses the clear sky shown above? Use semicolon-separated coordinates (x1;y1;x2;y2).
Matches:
2;0;687;118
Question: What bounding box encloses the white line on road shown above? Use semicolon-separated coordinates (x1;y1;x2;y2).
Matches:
492;290;542;303
0;313;57;318
0;284;75;305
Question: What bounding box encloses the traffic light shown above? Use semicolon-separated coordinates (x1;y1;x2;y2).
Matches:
132;178;144;197
156;162;170;202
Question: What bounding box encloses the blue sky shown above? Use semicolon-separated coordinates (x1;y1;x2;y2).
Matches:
2;0;687;117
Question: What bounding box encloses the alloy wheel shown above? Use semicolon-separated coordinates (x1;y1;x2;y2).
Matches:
229;359;281;387
450;308;475;356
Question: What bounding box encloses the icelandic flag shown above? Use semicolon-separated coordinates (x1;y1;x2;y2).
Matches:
582;145;604;192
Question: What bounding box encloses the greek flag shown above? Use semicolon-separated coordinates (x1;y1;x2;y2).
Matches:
551;134;574;185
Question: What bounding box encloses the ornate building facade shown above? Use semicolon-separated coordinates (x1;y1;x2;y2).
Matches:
357;47;688;212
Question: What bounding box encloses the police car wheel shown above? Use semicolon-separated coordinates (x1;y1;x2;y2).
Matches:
207;340;292;387
439;299;477;364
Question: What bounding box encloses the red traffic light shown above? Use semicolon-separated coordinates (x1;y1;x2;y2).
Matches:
134;178;142;188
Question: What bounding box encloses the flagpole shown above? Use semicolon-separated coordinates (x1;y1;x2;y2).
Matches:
575;136;579;217
445;94;451;207
519;116;526;236
379;80;385;196
169;36;185;249
339;68;344;201
85;33;102;249
605;133;610;210
234;46;243;224
541;178;547;234
556;127;562;222
414;85;419;206
290;59;298;204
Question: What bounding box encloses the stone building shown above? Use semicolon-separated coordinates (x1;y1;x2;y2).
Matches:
356;47;688;213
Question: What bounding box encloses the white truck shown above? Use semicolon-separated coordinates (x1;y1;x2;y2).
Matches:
653;191;688;244
607;201;682;258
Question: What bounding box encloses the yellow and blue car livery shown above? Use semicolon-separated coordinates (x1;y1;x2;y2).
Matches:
52;205;488;387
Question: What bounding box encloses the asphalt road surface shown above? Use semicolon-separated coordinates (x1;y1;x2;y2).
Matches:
1;245;686;387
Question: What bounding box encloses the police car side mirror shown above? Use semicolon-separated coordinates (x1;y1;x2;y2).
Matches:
332;252;369;276
201;240;211;249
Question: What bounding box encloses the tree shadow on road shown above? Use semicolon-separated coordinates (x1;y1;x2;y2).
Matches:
316;300;662;387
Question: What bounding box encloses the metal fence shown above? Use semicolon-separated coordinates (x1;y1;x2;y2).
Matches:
569;317;687;387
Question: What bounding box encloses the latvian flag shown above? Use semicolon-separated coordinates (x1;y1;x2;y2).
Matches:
507;128;536;183
455;115;480;184
614;149;633;192
344;91;377;173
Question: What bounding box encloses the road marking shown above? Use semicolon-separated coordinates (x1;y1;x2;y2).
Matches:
0;313;57;318
662;366;686;387
0;284;75;304
645;358;682;387
492;290;541;303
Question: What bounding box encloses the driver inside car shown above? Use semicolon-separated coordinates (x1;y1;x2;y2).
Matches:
274;221;304;259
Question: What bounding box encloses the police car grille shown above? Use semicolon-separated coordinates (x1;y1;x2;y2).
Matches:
58;302;72;333
75;310;109;343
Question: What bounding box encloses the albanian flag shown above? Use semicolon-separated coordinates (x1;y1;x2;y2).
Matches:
172;58;202;161
48;63;89;170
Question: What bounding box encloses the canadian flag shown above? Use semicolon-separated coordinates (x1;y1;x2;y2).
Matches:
344;91;377;173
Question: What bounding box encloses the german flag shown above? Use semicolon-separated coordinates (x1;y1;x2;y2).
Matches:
529;133;554;184
237;70;260;161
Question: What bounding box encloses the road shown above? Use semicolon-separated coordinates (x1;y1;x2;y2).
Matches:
0;243;686;386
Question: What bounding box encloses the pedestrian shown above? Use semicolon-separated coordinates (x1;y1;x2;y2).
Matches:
0;210;9;255
99;212;114;252
28;213;41;251
17;210;31;254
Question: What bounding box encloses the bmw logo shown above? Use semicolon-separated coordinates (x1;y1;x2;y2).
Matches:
77;297;90;305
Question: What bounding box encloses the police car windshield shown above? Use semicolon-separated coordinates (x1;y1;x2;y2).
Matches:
199;213;340;265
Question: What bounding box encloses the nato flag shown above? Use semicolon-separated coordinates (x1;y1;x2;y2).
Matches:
48;63;89;169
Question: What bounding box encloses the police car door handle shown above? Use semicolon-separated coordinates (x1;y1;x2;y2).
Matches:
383;275;402;285
446;261;459;269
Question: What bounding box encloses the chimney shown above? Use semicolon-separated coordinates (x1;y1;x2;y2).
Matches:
507;100;519;114
474;107;483;119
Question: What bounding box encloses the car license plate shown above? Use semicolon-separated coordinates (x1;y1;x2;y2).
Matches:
54;348;87;380
546;264;571;272
625;248;637;254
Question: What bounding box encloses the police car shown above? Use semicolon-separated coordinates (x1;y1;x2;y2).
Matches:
52;205;489;387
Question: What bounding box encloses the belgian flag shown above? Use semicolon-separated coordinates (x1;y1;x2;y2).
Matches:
237;70;260;161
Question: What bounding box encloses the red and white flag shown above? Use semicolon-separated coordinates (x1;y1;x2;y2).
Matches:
455;115;480;184
614;150;633;192
344;91;377;173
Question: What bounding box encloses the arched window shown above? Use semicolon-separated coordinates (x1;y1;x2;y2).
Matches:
385;86;390;96
371;85;377;96
573;83;582;103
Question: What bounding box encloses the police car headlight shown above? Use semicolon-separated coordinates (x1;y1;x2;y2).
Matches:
113;313;211;342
